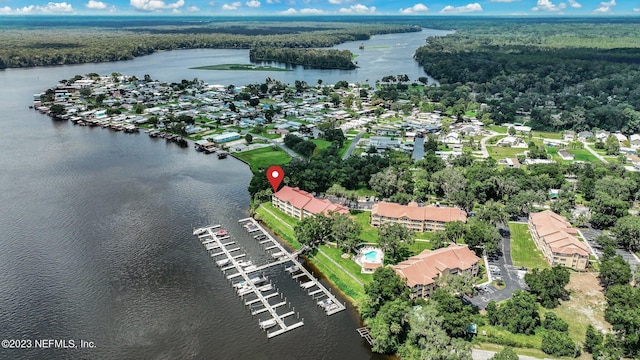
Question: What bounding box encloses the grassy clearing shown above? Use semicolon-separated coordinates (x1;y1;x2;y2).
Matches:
553;272;610;342
568;148;600;163
474;343;549;359
487;146;527;159
308;249;366;303
478;324;543;349
409;240;432;254
509;222;550;269
310;139;334;150
532;131;562;140
191;64;291;71
320;245;372;285
234;146;292;172
488;125;508;134
351;211;379;243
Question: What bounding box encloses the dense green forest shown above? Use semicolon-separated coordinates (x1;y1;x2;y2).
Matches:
249;47;356;70
0;21;419;69
413;20;640;133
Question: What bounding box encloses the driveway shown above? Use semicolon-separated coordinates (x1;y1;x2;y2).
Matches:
469;224;528;309
580;226;640;269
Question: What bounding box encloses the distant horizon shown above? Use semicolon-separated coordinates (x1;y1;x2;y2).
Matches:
1;0;639;17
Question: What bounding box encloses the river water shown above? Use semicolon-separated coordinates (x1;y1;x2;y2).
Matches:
0;28;447;359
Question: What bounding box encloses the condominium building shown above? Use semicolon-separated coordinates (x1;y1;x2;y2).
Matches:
393;244;480;299
370;201;467;232
528;210;590;270
271;186;349;220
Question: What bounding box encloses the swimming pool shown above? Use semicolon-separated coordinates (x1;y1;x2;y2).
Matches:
364;250;382;262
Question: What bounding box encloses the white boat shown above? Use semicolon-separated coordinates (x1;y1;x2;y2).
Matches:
259;318;277;330
216;258;230;266
250;275;267;284
244;265;257;272
257;284;273;292
237;287;253;296
238;260;253;267
193;227;207;236
271;251;285;259
285;265;299;273
317;299;332;308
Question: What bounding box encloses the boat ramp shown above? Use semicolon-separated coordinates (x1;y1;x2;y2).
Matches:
193;217;346;338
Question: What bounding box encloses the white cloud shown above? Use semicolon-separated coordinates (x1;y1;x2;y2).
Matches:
567;0;581;8
634;7;640;12
221;1;240;9
9;2;74;13
399;3;429;14
130;0;184;11
300;7;324;13
208;1;215;5
439;2;482;13
329;0;341;3
187;5;199;10
279;7;296;13
338;3;375;13
490;0;520;2
532;0;566;11
265;0;280;3
246;0;260;6
86;0;108;9
593;0;615;12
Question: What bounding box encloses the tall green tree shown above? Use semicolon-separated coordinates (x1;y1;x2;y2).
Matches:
362;267;410;318
612;216;640;251
584;324;603;354
599;255;632;288
294;215;333;247
367;298;412;354
464;219;501;256
378;222;415;263
330;212;362;254
524;266;570;308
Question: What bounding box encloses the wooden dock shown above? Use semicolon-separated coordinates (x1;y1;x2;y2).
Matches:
195;225;304;338
239;217;347;316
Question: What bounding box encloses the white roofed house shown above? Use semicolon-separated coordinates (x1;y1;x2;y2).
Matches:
614;133;628;144
631;134;640;148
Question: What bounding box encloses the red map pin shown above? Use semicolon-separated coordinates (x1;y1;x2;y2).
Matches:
266;165;284;192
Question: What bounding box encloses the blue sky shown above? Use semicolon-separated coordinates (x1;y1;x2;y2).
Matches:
0;0;639;15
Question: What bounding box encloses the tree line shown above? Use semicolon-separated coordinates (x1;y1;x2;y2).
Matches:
249;48;356;70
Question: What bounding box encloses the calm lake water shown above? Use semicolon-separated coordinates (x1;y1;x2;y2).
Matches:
0;28;447;359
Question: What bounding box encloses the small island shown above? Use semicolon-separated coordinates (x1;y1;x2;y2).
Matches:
191;64;293;72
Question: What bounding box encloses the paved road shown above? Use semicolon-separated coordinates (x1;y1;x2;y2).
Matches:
469;224;528;309
269;139;302;159
472;349;555;360
342;131;365;160
580;226;640;269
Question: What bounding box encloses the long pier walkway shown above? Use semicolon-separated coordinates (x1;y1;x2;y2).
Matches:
239;217;346;316
194;225;304;338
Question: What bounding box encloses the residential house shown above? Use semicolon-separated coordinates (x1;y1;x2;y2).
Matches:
272;186;349;220
368;136;402;151
496;136;522;147
630;134;640;148
393;244;480;299
577;131;593;142
563;130;575;142
528;210;590;270
370;201;467;232
595;130;610;141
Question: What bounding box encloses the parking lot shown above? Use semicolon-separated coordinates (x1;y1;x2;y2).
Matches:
469;224;529;309
579;226;640;268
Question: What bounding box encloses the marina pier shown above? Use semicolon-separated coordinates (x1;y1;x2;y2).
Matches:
194;218;345;339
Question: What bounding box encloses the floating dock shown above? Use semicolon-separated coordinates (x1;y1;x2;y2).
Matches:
194;225;304;338
239;217;346;316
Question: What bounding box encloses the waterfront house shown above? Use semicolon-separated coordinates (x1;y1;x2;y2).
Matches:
393;244;480;299
272;186;349;220
528;210;590;270
370;201;467;232
211;132;241;143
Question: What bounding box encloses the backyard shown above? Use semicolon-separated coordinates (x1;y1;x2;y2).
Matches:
234;146;292;172
509;222;549;269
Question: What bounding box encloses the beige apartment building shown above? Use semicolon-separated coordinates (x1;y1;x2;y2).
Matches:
528;210;590;270
370;201;467;232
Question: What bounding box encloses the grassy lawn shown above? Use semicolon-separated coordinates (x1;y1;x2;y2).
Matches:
310;139;334;150
351;211;379;243
319;245;372;285
234;146;292;172
474;343;549;359
509;223;550;269
308;247;366;303
478;324;543;349
568;148;600;163
254;203;300;249
532;131;562;140
488;125;508;134
487;146;527;159
409;240;432;255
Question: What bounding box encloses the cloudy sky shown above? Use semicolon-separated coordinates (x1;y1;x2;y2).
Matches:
0;0;638;15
